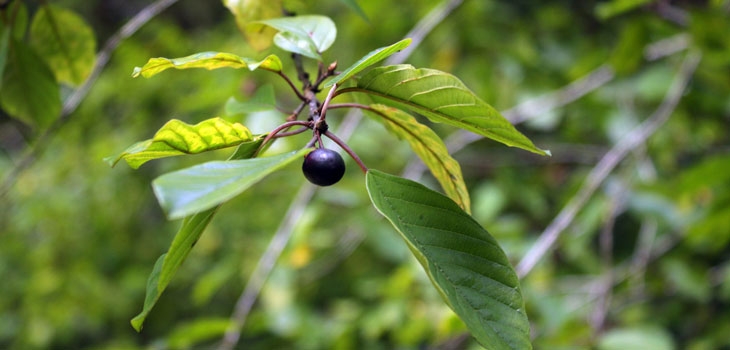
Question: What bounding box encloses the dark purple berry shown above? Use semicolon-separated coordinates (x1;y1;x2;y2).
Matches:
302;148;346;186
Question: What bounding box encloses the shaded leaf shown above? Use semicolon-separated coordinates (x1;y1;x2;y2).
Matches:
225;84;284;116
366;104;470;212
366;170;531;349
167;318;231;348
29;5;96;86
131;207;218;331
339;0;369;21
153;148;310;219
105;118;256;169
323;38;411;88
0;29;9;85
222;0;281;51
132;52;282;78
130;135;264;332
340;64;549;156
595;0;653;20
0;39;60;129
256;15;336;59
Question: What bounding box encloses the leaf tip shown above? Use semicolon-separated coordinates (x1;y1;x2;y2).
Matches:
130;315;144;332
132;67;142;78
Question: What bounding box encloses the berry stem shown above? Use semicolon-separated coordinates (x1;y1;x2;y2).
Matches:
324;130;368;173
254;120;311;157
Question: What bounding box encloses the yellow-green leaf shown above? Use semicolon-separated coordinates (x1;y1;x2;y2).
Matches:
105;118;256;169
29;5;97;86
132;52;282;78
222;0;282;51
367;104;470;213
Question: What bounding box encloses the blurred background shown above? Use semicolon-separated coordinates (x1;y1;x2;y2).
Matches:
1;0;729;349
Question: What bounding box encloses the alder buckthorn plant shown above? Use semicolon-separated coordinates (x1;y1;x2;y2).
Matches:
107;13;550;350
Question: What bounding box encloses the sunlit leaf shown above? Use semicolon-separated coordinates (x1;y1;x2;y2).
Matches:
0;39;60;129
323;38;411;88
29;5;96;86
366;170;531;349
222;0;281;51
271;30;321;60
339;64;550;156
132;52;282;78
105;118;256;169
130;135;264;332
365;104;470;212
256;15;336;58
153;148;310;219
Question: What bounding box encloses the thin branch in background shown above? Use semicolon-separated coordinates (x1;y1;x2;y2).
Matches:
218;1;464;349
384;0;463;65
589;183;626;334
403;33;691;181
516;51;702;279
401;63;615;181
0;0;180;198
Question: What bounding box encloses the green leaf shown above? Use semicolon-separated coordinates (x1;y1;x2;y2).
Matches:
130;134;263;332
323;38;411;88
339;0;369;21
340;65;550;156
271;30;322;60
105;118;256;169
0;29;9;86
167;318;232;348
153;148;310;219
29;5;96;86
131;207;219;331
132;52;282;78
256;15;336;59
222;0;282;51
365;104;470;213
595;0;654;20
225;84;280;115
0;39;60;129
366;170;531;349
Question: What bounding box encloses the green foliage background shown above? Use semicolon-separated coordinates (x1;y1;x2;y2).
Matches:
1;0;729;349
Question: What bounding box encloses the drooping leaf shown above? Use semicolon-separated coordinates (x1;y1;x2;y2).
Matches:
323;38;411;88
366;170;531;349
153;148;310;219
365;104;470;212
256;15;336;59
339;64;550;156
105;118;256;169
132;52;282;78
29;5;96;86
131;207;219;331
222;0;282;51
130;135;264;332
0;39;60;129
